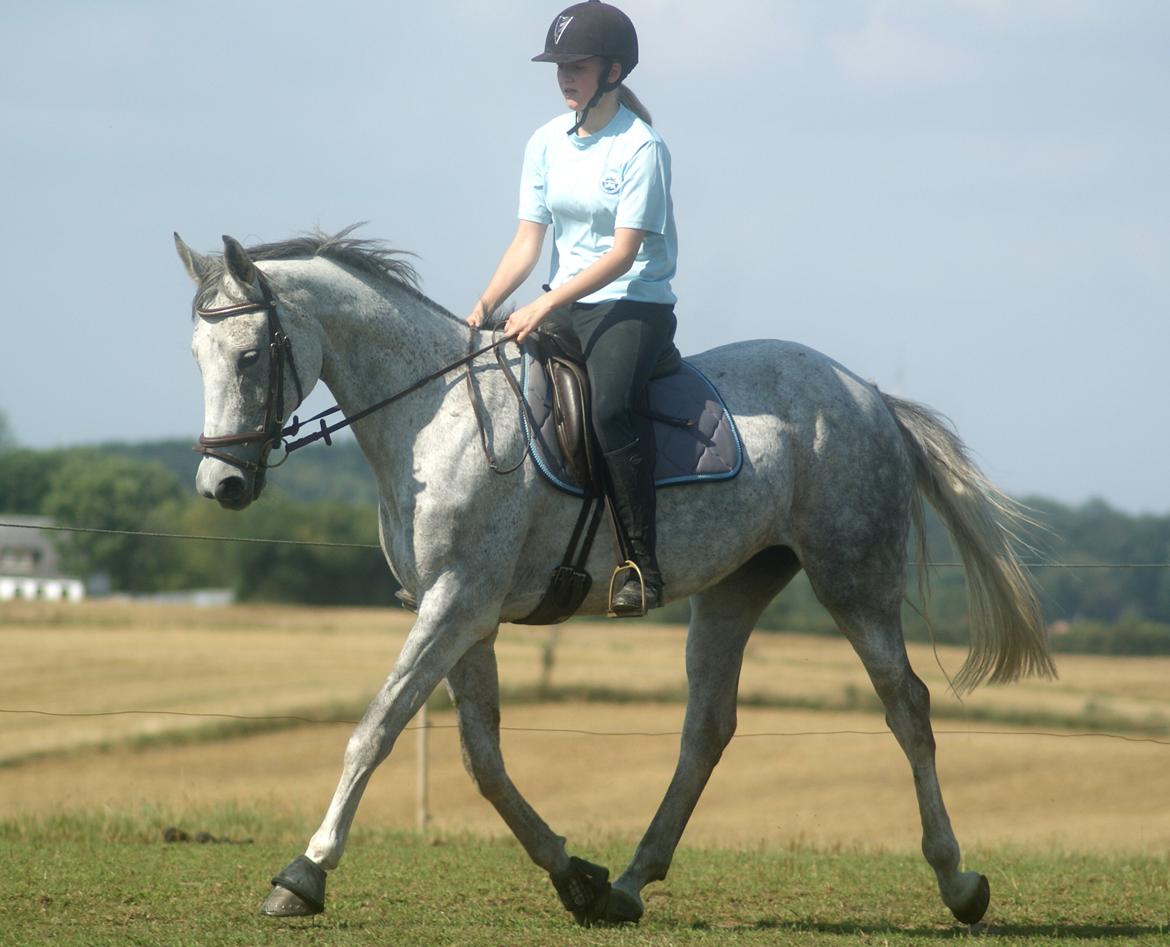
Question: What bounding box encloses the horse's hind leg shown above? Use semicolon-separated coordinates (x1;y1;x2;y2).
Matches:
448;634;657;926
444;634;572;873
822;597;990;925
447;635;626;925
609;546;802;921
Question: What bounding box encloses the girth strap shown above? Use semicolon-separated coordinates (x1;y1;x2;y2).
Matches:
513;494;606;626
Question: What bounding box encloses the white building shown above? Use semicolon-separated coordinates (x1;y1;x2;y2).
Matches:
0;515;85;602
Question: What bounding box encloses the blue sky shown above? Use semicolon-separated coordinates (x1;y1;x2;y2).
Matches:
2;1;1167;513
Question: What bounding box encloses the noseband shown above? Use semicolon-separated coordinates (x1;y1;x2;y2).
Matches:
194;275;305;476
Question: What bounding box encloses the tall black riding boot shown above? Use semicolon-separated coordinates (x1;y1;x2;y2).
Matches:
603;440;663;617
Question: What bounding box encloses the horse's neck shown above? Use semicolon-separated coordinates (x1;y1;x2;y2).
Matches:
273;259;517;510
290;260;470;425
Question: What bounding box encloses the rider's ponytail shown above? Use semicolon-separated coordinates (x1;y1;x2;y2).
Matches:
619;85;652;126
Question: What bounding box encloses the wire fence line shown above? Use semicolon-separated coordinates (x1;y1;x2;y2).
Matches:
3;521;1168;752
0;520;379;550
2;520;1168;569
1;706;1166;747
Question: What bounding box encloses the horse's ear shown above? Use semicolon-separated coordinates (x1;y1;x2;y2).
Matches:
221;235;260;294
174;233;210;284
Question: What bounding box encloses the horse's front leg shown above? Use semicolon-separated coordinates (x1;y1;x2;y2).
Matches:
261;588;496;917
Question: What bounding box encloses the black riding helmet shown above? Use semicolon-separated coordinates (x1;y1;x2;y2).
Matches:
532;1;639;135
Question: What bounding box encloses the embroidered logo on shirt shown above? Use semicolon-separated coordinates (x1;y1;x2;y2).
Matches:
553;15;573;44
600;173;621;194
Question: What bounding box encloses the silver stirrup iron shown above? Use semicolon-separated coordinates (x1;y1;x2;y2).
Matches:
607;559;645;618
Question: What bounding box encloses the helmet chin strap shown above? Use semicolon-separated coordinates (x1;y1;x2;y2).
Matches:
567;58;615;136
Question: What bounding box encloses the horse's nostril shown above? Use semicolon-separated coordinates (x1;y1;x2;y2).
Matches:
215;476;248;503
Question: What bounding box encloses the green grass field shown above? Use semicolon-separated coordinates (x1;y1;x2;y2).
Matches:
2;603;1168;944
1;811;1167;946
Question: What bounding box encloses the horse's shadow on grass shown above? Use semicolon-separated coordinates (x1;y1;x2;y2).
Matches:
682;918;1166;940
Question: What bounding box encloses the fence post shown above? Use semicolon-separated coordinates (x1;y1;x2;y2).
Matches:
416;702;430;832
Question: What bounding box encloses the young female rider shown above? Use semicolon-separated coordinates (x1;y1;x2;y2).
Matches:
466;0;679;618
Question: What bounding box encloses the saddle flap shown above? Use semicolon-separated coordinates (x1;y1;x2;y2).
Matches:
547;354;602;493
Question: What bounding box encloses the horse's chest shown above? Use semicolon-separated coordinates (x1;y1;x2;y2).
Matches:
376;481;492;589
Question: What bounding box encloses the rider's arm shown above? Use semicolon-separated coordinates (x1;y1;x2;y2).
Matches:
503;228;645;342
541;227;644;310
466;220;547;326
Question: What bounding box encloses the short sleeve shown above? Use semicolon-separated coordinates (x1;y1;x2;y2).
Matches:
517;129;553;225
614;138;671;235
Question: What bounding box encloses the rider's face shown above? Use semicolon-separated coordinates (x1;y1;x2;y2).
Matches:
557;57;612;111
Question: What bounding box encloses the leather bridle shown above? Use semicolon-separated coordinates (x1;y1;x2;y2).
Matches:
194;275;304;477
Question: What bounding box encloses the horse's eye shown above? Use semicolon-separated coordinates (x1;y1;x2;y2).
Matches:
238;350;261;369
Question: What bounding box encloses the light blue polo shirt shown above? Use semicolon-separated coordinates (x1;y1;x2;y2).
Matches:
518;104;678;305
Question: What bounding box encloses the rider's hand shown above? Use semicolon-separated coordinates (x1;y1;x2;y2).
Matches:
465;299;488;328
504;297;553;343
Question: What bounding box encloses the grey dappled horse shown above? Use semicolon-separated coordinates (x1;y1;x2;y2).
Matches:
176;229;1054;927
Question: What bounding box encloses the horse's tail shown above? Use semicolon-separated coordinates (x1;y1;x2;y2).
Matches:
881;392;1056;693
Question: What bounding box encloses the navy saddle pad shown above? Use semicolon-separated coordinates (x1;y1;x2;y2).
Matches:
519;350;743;497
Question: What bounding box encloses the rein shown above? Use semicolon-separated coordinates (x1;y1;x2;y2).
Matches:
279;330;520;457
195;276;521;475
463;328;533;475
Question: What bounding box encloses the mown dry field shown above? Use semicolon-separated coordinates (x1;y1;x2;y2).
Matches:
2;600;1168;853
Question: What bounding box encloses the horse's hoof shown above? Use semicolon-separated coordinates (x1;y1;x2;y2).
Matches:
949;872;990;926
261;855;326;917
551;856;621;926
261;884;321;917
599;886;644;925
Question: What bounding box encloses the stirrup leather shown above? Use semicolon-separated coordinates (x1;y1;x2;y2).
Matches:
607;559;646;618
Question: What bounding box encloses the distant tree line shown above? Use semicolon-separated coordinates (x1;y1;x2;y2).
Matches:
0;441;395;606
658;494;1170;655
1;436;1168;654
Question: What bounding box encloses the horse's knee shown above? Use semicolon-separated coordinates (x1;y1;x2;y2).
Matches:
683;706;737;764
874;670;936;755
898;672;932;728
459;739;510;803
469;766;509;804
869;663;929;712
343;725;384;772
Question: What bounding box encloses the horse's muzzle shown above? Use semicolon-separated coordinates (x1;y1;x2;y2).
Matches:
214;474;252;509
197;457;263;509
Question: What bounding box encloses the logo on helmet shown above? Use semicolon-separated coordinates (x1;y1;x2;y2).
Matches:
553;15;573;44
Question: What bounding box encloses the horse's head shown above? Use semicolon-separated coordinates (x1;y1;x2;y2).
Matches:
175;233;322;510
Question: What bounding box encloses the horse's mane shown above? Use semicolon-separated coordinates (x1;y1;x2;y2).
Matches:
195;223;459;320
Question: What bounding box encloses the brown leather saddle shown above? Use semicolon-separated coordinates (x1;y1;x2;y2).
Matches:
513;332;693;625
535;330;683;493
527;332;686;497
